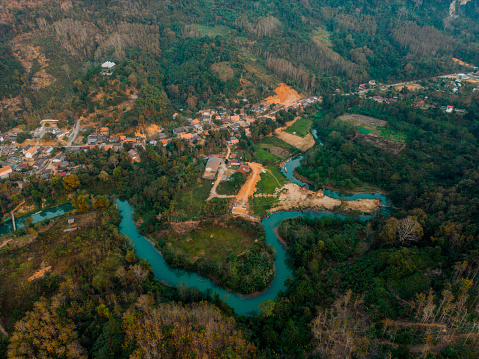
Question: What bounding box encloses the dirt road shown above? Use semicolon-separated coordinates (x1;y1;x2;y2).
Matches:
233;163;263;210
207;160;236;201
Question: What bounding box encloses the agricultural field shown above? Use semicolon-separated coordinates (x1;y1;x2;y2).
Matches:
251;196;279;218
253;145;281;162
284;118;313;137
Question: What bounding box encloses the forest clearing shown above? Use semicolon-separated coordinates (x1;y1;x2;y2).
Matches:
270;182;382;213
265;83;302;106
275;127;315;151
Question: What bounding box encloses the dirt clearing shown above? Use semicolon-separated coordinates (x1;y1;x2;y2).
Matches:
355;133;406;154
265;83;302;107
338;114;387;127
232;162;263;216
271;183;382;213
394;84;423;91
275;130;315;152
452;57;477;68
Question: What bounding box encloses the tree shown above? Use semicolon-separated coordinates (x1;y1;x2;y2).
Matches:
7;297;87;359
63;174;80;191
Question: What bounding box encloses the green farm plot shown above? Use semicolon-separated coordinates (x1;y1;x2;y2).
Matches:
380;128;407;142
255;166;287;194
284;118;312;137
253;146;281;162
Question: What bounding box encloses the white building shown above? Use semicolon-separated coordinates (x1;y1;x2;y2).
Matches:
100;61;116;76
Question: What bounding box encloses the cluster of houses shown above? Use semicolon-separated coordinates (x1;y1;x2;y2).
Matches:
203;152;251;181
0;144;72;180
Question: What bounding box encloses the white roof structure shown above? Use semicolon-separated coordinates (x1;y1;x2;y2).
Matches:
101;61;116;69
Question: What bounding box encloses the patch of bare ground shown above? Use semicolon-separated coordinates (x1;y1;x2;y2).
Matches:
169;221;200;235
28;264;52;281
269;146;291;159
338;114;387;127
355;133;406;154
275;130;315;152
271;183;382;213
265;83;302;107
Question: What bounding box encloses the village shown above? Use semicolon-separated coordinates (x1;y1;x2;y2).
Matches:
1;61;478;219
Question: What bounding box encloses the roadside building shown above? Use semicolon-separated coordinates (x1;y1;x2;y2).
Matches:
203;156;224;179
236;165;251;174
0;165;13;179
25;147;37;159
230;137;239;145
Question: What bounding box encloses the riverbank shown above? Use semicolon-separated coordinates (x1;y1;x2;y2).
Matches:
271;182;382;214
140;224;276;299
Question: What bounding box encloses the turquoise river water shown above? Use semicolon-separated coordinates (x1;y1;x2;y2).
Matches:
0;149;388;315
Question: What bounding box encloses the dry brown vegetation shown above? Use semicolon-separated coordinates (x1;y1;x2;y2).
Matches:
338;114;387;128
391;21;456;56
211;62;235;81
235;16;282;37
52;20;162;60
355;133;406;154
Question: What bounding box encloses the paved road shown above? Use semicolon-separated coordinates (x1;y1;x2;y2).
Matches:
67;118;82;146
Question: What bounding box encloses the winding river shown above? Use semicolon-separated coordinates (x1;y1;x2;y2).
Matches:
0;141;389;314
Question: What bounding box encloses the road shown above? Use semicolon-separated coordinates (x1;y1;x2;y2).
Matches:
67;118;82;146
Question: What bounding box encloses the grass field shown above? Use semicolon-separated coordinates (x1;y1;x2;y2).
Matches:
251;196;278;218
379;128;407;143
284;118;312;137
253;146;281;162
168;225;252;264
174;180;214;219
359;127;372;135
255;166;287;194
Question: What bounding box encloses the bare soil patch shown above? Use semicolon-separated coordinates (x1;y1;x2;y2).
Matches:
28;265;52;281
338;114;387;127
233;162;263;215
275;131;315;152
272;183;383;213
269;146;291;159
265;83;302;107
355;133;406;154
394;84;423;91
452;57;477;68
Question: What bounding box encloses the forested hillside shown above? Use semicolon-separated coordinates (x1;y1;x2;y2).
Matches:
1;0;478;131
